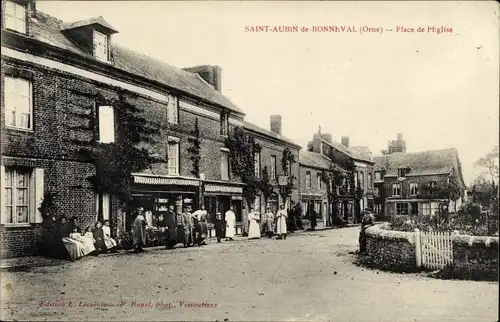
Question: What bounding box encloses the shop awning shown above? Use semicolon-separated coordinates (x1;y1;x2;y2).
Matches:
133;174;200;186
204;184;243;194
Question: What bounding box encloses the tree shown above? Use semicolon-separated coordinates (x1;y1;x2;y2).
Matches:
475;145;499;184
324;149;345;224
224;126;261;209
279;147;297;206
76;90;163;219
345;157;361;223
258;166;273;207
187;117;202;178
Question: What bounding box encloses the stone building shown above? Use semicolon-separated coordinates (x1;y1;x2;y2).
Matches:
373;146;467;217
305;128;375;224
0;1;297;257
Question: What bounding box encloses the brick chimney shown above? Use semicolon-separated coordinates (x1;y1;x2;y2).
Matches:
341;136;350;148
270;115;282;135
183;65;222;91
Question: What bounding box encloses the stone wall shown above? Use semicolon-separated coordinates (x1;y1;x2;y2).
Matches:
362;224;418;272
451;234;499;281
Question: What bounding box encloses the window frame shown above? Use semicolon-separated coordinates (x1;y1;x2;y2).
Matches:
305;171;311;189
374;171;381;181
220;112;229;136
167;95;179;124
254;152;261;178
3;167;31;225
220;148;230;181
167;137;180;176
270;155;277;180
316;173;322;190
4;76;33;131
396;202;408;216
97;105;115;143
93;30;109;62
368;172;373;188
409;183;418;196
359;171;364;188
392;183;401;196
4;1;27;34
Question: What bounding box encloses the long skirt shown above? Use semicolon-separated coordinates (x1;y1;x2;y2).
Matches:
61;238;84;260
80;237;97;255
165;227;178;248
225;223;235;238
359;229;367;253
248;220;261;239
104;236;118;249
276;216;287;235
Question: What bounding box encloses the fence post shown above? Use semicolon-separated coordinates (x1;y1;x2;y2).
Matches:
415;228;422;269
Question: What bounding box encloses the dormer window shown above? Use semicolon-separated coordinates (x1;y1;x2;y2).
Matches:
93;30;109;62
398;168;409;178
4;1;26;34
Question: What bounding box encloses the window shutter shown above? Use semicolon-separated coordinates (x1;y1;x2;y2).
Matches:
95;192;99;221
103;193;110;221
0;165;5;225
34;168;44;223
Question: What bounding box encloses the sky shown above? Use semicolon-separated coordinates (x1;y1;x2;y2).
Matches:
36;1;499;185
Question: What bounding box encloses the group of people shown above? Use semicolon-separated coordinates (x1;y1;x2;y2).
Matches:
42;215;119;261
249;204;289;239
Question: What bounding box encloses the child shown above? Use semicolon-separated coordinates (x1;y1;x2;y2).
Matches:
82;226;98;256
102;220;119;252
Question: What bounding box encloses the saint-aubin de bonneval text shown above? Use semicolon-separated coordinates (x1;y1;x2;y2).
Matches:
244;25;454;34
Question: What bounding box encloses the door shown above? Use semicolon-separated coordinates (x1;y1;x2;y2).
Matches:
269;193;279;215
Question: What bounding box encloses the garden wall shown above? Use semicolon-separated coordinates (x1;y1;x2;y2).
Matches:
451;234;499;281
363;224;418;272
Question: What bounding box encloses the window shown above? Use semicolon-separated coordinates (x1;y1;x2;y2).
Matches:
305;171;311;189
317;173;322;189
368;172;373;188
392;183;401;196
422;202;439;216
254;152;260;178
4;168;29;224
221;149;230;181
270;155;277;180
359;171;364;188
167;95;178;124
287;160;293;176
167;138;179;175
96;193;111;221
4;76;32;130
4;1;26;34
93;30;109;62
398;168;408;178
396;202;409;215
98;105;115;143
409;183;418;196
220;112;229;136
375;171;381;181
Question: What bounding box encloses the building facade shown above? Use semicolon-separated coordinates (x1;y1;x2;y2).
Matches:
0;1;297;258
373;135;467;217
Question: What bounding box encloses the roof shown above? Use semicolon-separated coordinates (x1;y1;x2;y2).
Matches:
349;146;373;162
243;121;301;148
60;16;118;33
373;148;462;177
29;11;244;115
299;150;331;170
322;140;373;163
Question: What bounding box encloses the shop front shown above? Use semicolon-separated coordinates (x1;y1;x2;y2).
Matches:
203;181;245;235
126;174;201;232
300;193;326;229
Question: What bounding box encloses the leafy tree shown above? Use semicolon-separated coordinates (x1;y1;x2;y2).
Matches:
279;147;297;205
187;117;201;178
475;145;499;184
324;149;345;224
345;157;361;222
76;90;163;219
224;126;261;208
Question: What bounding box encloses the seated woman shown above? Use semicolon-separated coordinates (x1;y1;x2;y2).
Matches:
81;226;98;256
92;221;108;253
102;220;119;252
60;217;83;261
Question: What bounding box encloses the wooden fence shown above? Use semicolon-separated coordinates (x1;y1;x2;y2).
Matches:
415;229;457;270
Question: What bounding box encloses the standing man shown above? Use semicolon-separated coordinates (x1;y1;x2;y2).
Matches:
192;204;208;246
276;204;288;239
359;208;375;253
225;205;236;241
309;206;318;230
163;205;177;249
181;206;193;248
214;212;225;243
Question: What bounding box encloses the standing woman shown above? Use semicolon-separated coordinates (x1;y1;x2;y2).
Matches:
264;207;275;238
276;204;288;239
247;207;261;239
132;206;148;253
224;205;236;241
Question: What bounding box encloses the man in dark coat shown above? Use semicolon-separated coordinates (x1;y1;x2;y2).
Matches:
163;205;177;249
359;208;375;253
309;207;318;230
214;212;225;243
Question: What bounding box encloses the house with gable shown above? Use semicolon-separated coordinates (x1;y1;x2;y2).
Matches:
373;134;467;217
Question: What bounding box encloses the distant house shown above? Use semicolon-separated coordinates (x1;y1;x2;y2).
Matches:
373;136;467;217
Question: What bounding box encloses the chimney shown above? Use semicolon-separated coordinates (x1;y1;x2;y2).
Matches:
397;133;403;141
183;65;222;91
341;136;350;148
270;115;282;135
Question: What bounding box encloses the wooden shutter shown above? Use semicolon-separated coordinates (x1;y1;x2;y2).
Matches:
0;165;5;224
34;168;44;223
102;193;110;221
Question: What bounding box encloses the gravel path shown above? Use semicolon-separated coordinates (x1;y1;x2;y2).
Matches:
1;227;498;321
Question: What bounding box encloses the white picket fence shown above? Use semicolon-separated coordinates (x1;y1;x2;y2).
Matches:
415;229;458;270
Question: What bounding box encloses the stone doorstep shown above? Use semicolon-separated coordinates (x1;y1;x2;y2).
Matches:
0;225;360;270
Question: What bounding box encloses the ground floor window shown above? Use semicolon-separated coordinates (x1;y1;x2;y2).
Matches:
422;202;440;216
396;202;409;215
